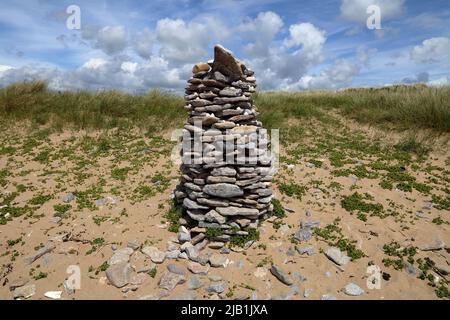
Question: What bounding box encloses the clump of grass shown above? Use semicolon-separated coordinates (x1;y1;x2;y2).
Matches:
279;182;306;199
313;218;365;260
382;241;417;270
86;237;105;255
341;192;384;217
205;227;224;239
111;167;131;181
394;137;430;158
28;194;52;206
432;216;449;225
53;204;72;219
165;200;184;233
271;198;286;218
229;228;260;248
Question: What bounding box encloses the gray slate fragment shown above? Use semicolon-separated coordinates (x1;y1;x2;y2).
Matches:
270;265;294;286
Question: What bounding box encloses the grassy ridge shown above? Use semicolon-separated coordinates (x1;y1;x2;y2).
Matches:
256;85;450;133
1;81;449;133
0;81;185;132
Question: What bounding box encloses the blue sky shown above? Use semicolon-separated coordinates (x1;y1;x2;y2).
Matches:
0;0;449;93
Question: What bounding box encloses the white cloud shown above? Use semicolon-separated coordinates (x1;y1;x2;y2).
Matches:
283;22;325;53
247;22;327;88
95;26;128;55
340;0;405;23
81;58;108;70
285;59;360;90
156;18;225;66
121;61;138;73
133;27;154;59
0;56;184;93
237;11;283;58
0;65;13;74
410;37;450;64
428;76;448;86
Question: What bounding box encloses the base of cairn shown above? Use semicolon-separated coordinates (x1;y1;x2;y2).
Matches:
174;45;275;245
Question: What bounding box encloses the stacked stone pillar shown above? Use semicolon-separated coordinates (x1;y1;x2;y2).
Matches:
175;45;275;243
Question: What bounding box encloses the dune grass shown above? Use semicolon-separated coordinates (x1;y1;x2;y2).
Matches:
0;81;184;133
256;85;450;133
1;81;449;134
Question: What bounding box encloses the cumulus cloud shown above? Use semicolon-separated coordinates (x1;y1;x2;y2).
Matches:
0;56;184;93
284;59;360;91
237;11;283;58
428;76;448;86
402;72;429;84
410;37;450;64
244;20;327;89
95;26;128;55
133;27;154;59
156;17;227;66
0;65;13;74
0;10;374;93
340;0;405;23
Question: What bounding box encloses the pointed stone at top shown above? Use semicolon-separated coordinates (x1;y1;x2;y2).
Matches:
212;45;245;82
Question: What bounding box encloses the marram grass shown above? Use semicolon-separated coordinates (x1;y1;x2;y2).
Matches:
1;81;449;133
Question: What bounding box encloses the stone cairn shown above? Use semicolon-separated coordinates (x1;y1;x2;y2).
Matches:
174;45;275;246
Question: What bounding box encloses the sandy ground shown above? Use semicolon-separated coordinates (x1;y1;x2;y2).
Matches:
0;118;449;300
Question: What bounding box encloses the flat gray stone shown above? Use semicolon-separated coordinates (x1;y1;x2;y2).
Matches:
24;243;55;265
167;264;186;275
294;227;312;242
108;248;133;265
183;198;209;210
296;246;315;256
106;263;133;288
197;198;230;207
216;206;259;216
219;87;242;97
324;247;350;266
343;283;365;296
270;265;294;286
62;193;75;203
187;261;210;275
188;275;204;290
205;281;227;294
203;183;243;198
13;284;36;299
209;254;229;268
141;246;166;264
158;272;186;291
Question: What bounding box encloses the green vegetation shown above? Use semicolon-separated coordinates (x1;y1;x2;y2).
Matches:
205;227;224;239
341;192;384;218
86;237;105;255
382;241;417;270
0;81;185;131
230;228;260;248
165;200;184;233
271;198;286;218
111;167;131;181
313;219;365;260
278;182;306;199
53;204;72;218
2;82;448;136
28;193;52;206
